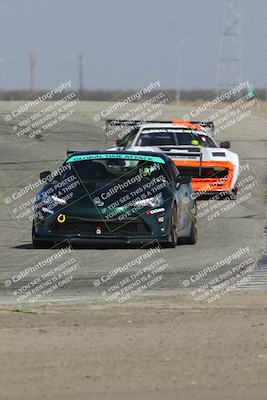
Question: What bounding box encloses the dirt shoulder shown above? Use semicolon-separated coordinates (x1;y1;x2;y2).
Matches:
0;291;266;400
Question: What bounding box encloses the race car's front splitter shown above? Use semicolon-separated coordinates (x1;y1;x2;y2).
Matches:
33;233;170;247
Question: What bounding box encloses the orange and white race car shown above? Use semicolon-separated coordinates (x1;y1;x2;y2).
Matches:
107;119;239;199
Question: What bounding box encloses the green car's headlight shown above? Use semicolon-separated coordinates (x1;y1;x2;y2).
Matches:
37;193;66;207
134;193;163;208
51;195;66;205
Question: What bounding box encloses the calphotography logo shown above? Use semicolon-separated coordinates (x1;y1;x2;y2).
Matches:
92;245;176;304
4;79;80;149
93;197;104;207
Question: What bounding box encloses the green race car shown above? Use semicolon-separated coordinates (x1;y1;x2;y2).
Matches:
32;151;197;248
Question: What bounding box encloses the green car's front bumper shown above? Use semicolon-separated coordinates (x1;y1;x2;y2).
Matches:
33;208;171;246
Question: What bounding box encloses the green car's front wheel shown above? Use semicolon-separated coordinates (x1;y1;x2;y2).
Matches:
178;206;198;245
32;223;52;249
165;205;178;248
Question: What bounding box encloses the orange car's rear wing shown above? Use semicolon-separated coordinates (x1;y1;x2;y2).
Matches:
172;120;215;134
105;119;215;135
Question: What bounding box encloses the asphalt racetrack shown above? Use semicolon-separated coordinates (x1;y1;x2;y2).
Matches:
0;101;266;306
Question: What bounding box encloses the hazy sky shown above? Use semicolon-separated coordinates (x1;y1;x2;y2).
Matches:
0;0;265;90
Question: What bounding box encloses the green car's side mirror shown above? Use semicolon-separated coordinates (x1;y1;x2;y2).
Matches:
40;171;52;181
176;175;192;184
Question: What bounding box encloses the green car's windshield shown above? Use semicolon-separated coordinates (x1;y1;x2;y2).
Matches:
63;155;169;185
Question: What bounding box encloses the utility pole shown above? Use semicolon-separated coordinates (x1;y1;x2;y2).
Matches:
79;52;84;92
217;0;243;93
29;50;36;91
176;38;189;103
265;0;267;101
0;59;3;91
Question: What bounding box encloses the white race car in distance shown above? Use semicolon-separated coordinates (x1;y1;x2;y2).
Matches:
106;119;239;199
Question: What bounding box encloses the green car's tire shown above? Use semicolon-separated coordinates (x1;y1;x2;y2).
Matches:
165;205;178;248
180;220;197;245
178;205;198;245
32;224;52;249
